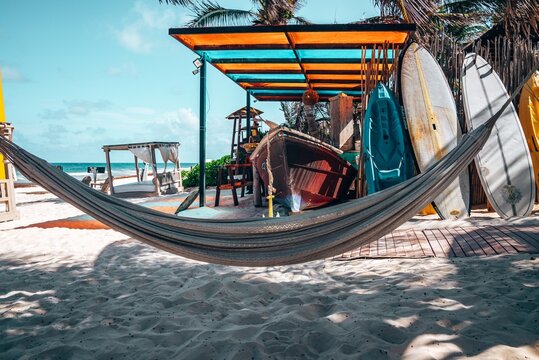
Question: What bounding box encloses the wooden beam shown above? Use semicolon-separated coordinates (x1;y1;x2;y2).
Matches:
169;23;416;36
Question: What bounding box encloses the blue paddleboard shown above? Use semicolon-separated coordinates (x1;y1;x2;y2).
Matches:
363;83;415;194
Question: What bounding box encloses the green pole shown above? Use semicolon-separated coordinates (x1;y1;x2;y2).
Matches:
199;57;207;207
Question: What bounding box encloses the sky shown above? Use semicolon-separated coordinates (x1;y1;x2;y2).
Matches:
0;0;379;163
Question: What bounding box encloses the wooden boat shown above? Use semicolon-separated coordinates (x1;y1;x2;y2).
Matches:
250;127;357;212
462;54;535;218
400;43;470;219
363;83;415;194
519;70;539;190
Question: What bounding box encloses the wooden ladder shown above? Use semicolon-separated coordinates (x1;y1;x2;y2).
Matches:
0;123;19;222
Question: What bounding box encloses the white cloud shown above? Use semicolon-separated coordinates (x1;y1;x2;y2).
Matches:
114;1;185;54
107;63;137;77
2;65;28;82
39;99;113;119
33;101;231;162
134;2;179;30
117;25;151;53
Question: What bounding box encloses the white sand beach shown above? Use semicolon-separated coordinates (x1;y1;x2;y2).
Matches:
1;186;538;359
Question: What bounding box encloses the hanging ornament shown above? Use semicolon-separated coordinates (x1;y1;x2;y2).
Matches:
302;88;319;105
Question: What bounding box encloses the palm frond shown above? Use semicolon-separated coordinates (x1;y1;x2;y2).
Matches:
289;16;311;25
158;0;194;6
187;1;254;27
373;0;437;24
254;0;306;25
441;0;539;37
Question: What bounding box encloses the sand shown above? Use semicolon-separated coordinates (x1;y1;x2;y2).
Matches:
1;186;538;359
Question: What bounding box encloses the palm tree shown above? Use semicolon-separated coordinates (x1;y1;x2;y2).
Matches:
439;0;539;39
183;0;309;27
374;0;539;42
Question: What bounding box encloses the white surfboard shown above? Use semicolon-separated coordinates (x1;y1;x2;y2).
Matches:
400;43;470;219
462;53;535;218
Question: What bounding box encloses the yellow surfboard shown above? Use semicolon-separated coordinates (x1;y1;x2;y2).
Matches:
0;67;7;179
519;70;539;189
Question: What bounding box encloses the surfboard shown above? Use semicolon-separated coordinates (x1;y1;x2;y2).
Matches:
400;43;470;219
462;54;535;218
363;83;414;194
0;67;7;179
519;70;539;190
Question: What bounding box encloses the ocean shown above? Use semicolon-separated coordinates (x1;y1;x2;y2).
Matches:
15;162;197;183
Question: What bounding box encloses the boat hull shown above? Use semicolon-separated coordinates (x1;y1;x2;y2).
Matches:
251;128;357;212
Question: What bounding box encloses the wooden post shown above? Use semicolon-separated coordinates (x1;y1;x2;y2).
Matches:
150;145;161;196
105;149;114;195
0;123;19;222
329;93;354;150
176;146;183;190
253;164;262;207
134;155;140;182
246;91;251;143
236;116;241;164
231;117;237;158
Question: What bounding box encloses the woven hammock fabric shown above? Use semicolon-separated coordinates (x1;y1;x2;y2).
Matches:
0;76;527;266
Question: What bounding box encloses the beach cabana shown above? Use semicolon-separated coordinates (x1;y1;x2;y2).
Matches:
102;141;182;197
169;23;415;206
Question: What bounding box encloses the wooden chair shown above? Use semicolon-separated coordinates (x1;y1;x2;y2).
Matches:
215;163;253;207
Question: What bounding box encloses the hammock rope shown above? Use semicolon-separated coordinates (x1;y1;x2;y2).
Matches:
0;68;534;267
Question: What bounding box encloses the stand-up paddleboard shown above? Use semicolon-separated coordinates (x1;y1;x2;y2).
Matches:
462;54;535;218
400;43;470;219
519;70;539;189
363;83;414;194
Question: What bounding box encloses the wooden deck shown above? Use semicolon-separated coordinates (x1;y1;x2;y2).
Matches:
335;224;539;260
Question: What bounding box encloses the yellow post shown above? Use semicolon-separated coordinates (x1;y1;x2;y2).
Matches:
0;67;7;179
267;194;274;218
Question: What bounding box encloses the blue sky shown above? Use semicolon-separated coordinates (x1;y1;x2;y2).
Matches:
0;0;378;162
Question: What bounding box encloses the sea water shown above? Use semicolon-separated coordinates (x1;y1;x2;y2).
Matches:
15;162;197;183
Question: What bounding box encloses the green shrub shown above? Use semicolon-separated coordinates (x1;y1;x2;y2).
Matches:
182;154;232;187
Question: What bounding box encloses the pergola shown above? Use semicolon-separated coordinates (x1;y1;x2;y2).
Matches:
102;141;180;197
169;23;415;206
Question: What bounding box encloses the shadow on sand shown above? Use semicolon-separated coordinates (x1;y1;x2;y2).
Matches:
0;239;538;359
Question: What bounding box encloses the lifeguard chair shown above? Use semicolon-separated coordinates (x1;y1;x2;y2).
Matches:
226;106;263;164
215;107;263;206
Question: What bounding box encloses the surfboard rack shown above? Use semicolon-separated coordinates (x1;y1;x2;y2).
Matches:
0;123;19;222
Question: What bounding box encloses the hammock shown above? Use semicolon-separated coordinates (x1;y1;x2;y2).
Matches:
0;72;530;267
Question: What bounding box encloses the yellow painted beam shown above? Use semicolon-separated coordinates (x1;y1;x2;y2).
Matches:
0;67;7;179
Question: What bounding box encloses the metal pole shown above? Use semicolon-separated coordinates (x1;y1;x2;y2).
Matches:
246;91;251;142
199;57;207;207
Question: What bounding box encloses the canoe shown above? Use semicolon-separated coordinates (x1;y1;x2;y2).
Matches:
250;127;357;212
400;43;470;219
363;83;415;194
462;53;535;218
519;70;539;190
